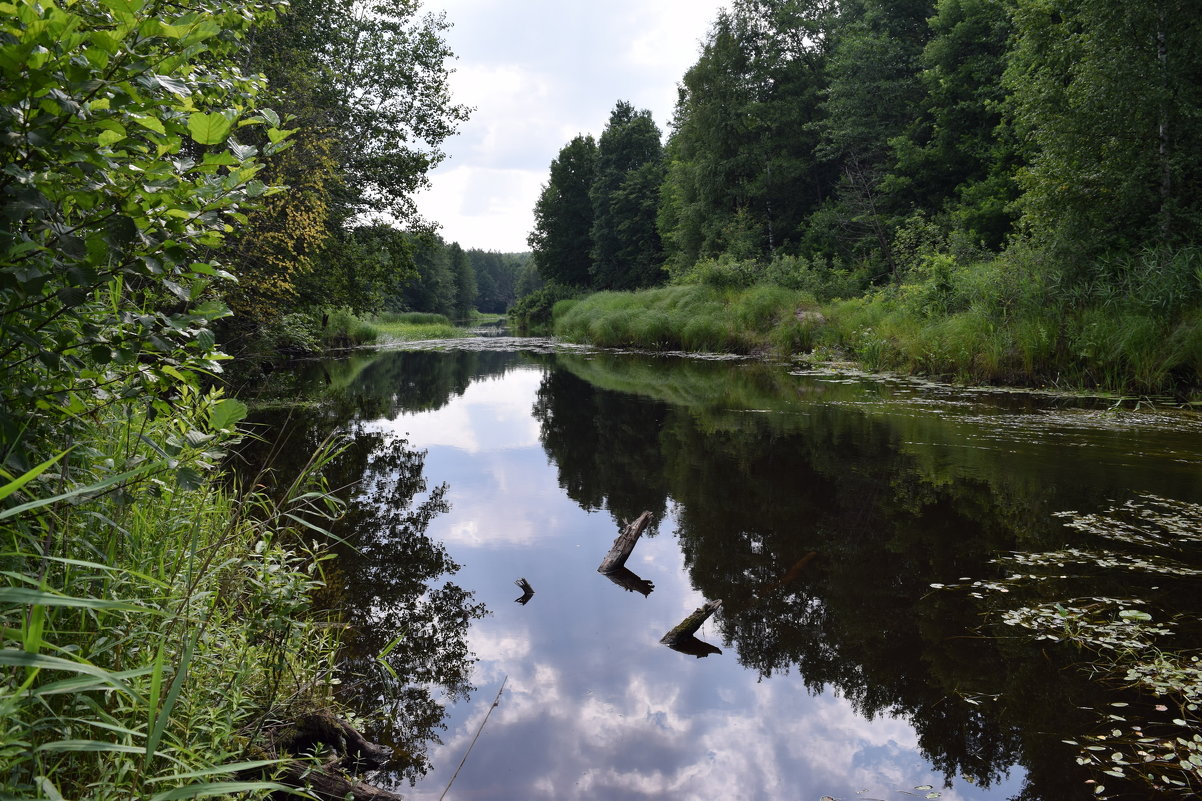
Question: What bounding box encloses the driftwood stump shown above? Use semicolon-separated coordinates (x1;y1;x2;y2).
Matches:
598;511;653;574
660;600;723;658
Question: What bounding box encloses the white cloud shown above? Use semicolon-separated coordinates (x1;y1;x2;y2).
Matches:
375;368;544;452
415;0;729;250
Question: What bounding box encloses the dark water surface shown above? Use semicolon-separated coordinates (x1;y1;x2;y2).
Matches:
237;339;1202;801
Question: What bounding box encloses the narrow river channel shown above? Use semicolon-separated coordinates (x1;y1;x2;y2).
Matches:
236;336;1202;801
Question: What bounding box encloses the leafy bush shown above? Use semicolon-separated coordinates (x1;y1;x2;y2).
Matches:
510;283;583;333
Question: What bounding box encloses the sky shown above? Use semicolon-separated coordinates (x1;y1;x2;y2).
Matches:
412;0;730;253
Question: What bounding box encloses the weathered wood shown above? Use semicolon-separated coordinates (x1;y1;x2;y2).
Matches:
251;712;402;801
660;600;723;658
278;760;404;801
601;565;655;596
597;511;653;574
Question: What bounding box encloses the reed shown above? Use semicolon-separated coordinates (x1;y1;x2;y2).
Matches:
0;389;344;800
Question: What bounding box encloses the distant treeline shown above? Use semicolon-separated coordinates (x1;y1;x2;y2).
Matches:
386;237;535;319
521;0;1202;391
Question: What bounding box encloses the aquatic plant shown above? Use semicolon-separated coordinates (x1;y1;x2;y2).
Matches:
933;494;1202;797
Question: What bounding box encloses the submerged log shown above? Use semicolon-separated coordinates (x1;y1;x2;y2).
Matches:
597;511;653;574
253;712;403;801
601;565;655;596
660;600;723;658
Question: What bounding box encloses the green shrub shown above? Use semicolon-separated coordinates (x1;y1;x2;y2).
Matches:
510;283;583;333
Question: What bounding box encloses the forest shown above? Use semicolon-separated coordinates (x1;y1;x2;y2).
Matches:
521;0;1202;394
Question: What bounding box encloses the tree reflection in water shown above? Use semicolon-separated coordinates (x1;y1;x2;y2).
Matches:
531;352;1195;800
234;406;487;785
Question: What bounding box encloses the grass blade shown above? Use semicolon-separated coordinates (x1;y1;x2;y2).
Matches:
0;587;158;614
0;460;163;521
0;449;72;503
36;740;144;754
146;760;286;782
144;637;194;766
149;781;297;801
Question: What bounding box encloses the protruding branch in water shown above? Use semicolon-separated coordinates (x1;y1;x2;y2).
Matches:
514;577;535;605
660;600;723;658
598;511;653;574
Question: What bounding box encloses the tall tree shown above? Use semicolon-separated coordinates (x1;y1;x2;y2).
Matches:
660;0;835;273
590;102;666;290
448;243;477;320
889;0;1017;249
1005;0;1202;265
528;135;598;287
225;0;469;323
813;0;935;276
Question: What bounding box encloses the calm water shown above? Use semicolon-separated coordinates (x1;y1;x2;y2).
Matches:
237;338;1202;801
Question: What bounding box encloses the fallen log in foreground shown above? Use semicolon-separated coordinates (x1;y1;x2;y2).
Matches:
249;711;403;801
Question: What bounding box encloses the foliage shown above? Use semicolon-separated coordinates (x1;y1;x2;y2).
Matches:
589;102;666;290
1005;0;1202;263
509;282;583;334
529;135;597;288
660;0;834;272
448;243;477;321
0;0;291;469
0;386;343;800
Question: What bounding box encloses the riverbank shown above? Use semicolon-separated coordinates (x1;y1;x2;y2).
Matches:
0;393;365;800
543;280;1202;399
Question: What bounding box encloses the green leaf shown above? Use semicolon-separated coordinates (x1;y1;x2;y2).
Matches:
98;127;126;147
187;112;234;145
130;114;166;135
208;398;247;432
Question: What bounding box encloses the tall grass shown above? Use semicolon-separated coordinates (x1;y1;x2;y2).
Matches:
0;388;344;800
817;247;1202;393
554;284;818;355
369;311;464;342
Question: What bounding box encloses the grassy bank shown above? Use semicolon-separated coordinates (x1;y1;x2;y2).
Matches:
549;249;1202;397
369;311;467;342
0;391;343;800
553;284;819;354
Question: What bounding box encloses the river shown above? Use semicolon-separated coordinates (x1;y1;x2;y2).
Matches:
235;335;1202;801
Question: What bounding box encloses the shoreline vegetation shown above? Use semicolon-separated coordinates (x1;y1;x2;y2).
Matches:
514;251;1202;399
2;0;472;794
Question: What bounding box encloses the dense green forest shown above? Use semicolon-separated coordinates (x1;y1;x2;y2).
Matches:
523;0;1202;394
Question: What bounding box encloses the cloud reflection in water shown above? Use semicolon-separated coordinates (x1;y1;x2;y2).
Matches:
370;364;1021;801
